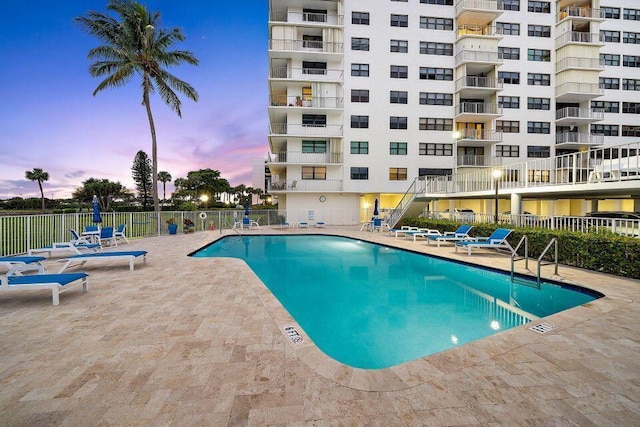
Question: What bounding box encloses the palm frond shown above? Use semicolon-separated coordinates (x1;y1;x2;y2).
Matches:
92;65;135;95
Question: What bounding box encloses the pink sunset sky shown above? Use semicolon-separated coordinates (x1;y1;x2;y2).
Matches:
0;1;269;200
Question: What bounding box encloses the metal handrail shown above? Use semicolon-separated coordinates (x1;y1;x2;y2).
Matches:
537;238;558;284
510;235;529;282
387;177;420;229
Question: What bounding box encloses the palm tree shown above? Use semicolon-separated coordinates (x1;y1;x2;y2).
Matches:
76;0;199;212
157;171;172;207
25;168;49;211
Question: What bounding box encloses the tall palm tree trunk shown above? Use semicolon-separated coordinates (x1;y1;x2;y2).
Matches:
143;75;160;212
38;181;45;211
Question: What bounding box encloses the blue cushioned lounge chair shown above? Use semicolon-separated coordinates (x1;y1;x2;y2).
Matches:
425;224;474;247
28;230;101;257
0;256;46;274
57;250;148;272
454;228;515;256
1;272;88;306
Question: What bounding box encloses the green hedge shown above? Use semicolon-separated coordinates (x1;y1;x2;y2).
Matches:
400;217;640;279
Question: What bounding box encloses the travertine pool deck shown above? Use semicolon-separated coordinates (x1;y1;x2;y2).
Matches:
1;226;639;425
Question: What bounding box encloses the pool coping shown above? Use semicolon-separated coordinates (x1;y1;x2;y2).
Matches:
193;228;634;392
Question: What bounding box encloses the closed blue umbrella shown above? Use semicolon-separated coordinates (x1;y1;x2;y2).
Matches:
244;199;250;216
373;198;379;217
92;195;102;224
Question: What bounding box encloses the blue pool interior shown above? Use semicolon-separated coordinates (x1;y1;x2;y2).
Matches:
191;235;602;369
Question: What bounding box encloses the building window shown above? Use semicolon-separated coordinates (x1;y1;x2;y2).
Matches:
622;125;640;137
528;24;551;37
390;14;408;27
390;91;408;104
527;73;550;86
351;115;369;128
527;121;550;134
623;55;640;67
419;118;453;131
527;146;550;158
602;7;620;19
496;120;520;133
591;100;619;113
351;89;369;103
527;97;550;110
390;65;408;78
590;124;619;136
528;49;550;62
350;141;369;154
419;143;452;156
352;12;370;25
500;0;520;11
496;145;519;157
499;47;520;60
420;41;453;56
601;30;620;43
389;168;408;181
419;168;452;176
302;114;326;126
622;102;640;114
392;0;408;2
420;92;453;106
351;63;369;77
623;79;640;90
600;53;620;66
528;170;550;183
390;116;408;129
390;39;408;53
528;1;550;13
420;67;453;80
420;0;453;5
499;96;520;109
497;22;520;35
600;77;620;89
623;32;640;44
302;166;326;180
350;167;369;180
351;37;370;51
420;16;453;30
390;142;408;155
623;9;640;21
301;141;327;153
499;71;520;84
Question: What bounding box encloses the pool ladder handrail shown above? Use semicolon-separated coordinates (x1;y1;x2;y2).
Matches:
537;238;559;285
510;235;528;282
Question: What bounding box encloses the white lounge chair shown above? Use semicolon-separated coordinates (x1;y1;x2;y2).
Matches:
28;241;102;257
0;256;46;274
114;224;129;244
388;226;421;238
1;268;88;306
57;250;148;272
426;225;474;247
454;228;515;256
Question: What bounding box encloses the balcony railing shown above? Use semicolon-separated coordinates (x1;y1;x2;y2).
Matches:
557;7;605;22
269;66;343;80
269;39;344;53
269;123;344;137
455;50;502;65
269;179;343;192
455;102;502;116
556;57;605;72
269;96;344;108
555;31;605;48
457;155;500;167
455;0;500;15
269;11;344;26
457;24;502;38
455;76;503;91
270;151;343;164
555;107;604;121
456;129;503;141
555;132;604;145
555;82;604;98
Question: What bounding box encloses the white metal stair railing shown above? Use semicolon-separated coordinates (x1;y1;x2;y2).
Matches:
386;177;426;229
537;238;559;285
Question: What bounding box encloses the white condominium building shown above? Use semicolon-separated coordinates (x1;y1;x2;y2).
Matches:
267;0;640;222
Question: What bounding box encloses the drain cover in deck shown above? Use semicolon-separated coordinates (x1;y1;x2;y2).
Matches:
529;322;557;334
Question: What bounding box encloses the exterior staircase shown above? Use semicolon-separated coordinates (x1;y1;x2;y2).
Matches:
386;178;430;229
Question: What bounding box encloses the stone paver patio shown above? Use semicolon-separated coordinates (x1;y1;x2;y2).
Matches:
1;226;639;426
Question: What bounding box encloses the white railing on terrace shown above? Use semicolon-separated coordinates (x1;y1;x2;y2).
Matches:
555;132;604;145
387;177;427;229
457;155;501;167
455;0;500;14
269;11;344;26
556;82;603;98
556;57;605;72
269;66;343;80
557;7;605;22
555;32;605;48
269;96;344;108
457;24;503;37
456;129;503;141
456;102;502;116
455;50;503;65
269;151;343;164
269;123;344;137
456;76;503;91
555;107;604;121
268;179;343;192
269;39;343;53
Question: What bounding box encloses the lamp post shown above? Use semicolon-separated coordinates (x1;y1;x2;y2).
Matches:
492;169;502;224
199;194;209;209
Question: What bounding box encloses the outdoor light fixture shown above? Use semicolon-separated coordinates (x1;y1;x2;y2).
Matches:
200;194;209;209
492;169;502;224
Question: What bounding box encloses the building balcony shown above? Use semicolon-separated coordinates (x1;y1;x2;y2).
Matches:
269;66;343;81
456;24;503;40
455;129;503;146
556;7;605;23
555;107;604;126
555;82;603;102
455;50;502;67
269;39;343;55
455;0;502;24
455;102;502;121
455;76;503;96
555;32;605;49
555;132;605;149
269;96;344;109
556;57;604;73
269;10;343;26
269;123;343;137
269;179;343;193
457;155;500;167
269;151;343;165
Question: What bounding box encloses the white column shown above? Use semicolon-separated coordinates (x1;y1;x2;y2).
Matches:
510;193;522;215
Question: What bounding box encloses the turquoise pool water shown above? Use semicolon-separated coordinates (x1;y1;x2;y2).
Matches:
191;235;601;369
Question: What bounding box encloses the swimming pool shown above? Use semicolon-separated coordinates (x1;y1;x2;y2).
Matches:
191;235;602;369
